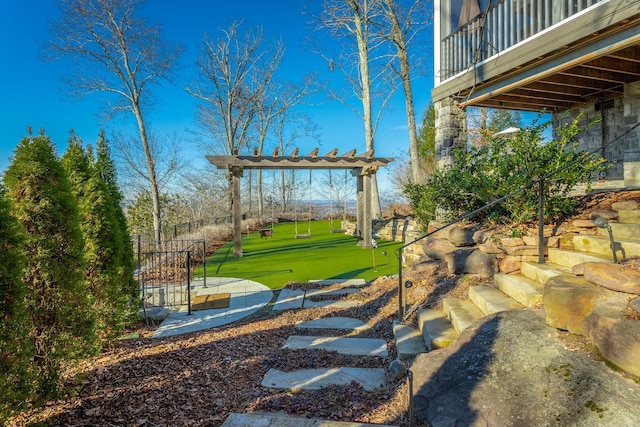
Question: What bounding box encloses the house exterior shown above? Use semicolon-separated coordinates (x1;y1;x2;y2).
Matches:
432;0;640;189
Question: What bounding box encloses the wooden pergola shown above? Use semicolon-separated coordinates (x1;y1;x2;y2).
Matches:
206;148;393;257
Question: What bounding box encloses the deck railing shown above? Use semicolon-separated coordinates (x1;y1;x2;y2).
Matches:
441;0;604;80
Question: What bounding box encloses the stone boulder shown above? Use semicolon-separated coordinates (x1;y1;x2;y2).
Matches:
575;262;640;294
412;310;640;427
582;295;640;378
444;248;496;277
589;209;618;220
543;275;616;335
423;236;456;260
611;200;639;210
448;225;477;247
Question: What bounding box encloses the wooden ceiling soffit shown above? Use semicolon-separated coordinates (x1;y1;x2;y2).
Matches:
561;65;638;83
580;57;640;78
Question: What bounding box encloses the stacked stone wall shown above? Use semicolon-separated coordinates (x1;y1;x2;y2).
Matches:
553;81;640;185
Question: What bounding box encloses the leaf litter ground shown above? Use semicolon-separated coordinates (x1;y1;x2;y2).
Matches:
9;259;482;427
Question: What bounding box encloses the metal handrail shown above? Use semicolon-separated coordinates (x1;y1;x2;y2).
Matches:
395;120;640;321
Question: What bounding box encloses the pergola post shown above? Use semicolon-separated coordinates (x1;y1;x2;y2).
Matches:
356;171;364;244
356;168;373;249
231;166;243;257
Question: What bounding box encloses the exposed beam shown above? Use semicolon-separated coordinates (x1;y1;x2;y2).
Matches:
562;65;638;82
581;57;640;77
206;153;393;171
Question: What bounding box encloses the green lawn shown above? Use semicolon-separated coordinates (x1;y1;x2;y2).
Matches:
195;220;402;289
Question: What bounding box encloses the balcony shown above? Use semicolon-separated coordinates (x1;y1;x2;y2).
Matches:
442;0;605;80
434;0;640;112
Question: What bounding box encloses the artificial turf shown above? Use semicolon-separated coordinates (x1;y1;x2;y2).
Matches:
196;220;403;289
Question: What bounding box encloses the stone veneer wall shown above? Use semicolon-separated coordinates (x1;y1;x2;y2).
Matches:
554;80;640;189
342;218;425;265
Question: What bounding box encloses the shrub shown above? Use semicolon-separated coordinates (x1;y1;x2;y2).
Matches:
406;116;607;228
0;186;34;423
3;135;97;397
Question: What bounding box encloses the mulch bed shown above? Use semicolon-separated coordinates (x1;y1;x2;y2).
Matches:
5;258;516;427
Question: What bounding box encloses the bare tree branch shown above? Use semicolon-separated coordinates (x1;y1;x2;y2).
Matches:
46;0;183;244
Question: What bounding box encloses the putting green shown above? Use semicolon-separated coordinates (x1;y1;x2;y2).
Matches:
195;220;403;289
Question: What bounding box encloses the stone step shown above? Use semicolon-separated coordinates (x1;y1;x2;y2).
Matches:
261;367;386;392
295;317;370;331
442;298;484;334
417;309;458;351
598;222;640;241
520;261;573;285
469;286;523;315
273;289;305;310
618;209;640;224
573;235;640;259
283;336;388;357
222;413;398;427
305;288;359;297
547;248;612;268
393;322;427;360
494;273;544;307
304;300;361;309
308;279;367;288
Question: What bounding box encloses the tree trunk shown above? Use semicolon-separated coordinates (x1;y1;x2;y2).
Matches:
350;0;382;218
132;104;162;247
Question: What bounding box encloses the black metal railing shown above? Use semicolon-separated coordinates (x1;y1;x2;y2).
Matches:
134;239;207;315
395;120;640;321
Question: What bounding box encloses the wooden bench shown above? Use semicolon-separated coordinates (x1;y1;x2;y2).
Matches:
260;229;272;238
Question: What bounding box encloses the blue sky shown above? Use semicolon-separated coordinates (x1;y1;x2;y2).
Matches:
0;0;434;194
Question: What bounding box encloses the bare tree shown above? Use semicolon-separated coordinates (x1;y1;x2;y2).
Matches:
314;0;398;218
252;78;319;216
273;104;320;214
378;0;426;183
187;22;284;156
111;130;185;200
187;21;285;213
46;0;183;245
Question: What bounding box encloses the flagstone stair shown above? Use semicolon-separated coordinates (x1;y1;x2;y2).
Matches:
394;203;640;362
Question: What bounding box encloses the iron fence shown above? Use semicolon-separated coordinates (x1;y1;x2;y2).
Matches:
134;239;207;315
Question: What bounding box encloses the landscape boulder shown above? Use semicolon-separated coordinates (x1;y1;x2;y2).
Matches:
611;200;639;210
423;236;456;260
589;209;618;220
575;262;640;294
543;275;616;335
411;310;640;427
582;294;640;378
448;225;477;247
444;248;496;277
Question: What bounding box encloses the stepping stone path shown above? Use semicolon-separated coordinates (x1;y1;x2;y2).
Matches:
222;279;397;427
272;279;365;311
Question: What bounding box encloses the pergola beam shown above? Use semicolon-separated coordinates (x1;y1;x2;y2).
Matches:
206;154;392;171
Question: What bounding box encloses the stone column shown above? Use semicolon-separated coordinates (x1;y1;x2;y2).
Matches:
434;97;467;171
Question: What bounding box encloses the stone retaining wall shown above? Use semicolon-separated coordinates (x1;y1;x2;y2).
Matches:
342;218;424;265
418;214;622;276
345;213;620;275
